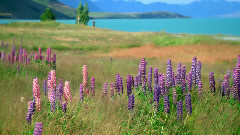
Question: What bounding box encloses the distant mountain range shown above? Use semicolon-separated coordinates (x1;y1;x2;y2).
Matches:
58;0;240;18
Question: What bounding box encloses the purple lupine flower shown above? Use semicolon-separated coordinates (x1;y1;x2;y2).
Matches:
164;96;170;114
30;100;36;114
53;53;56;69
110;83;114;98
181;65;186;81
26;111;32;124
102;83;108;100
43;80;47;96
91;77;95;97
182;79;186;95
115;74;120;94
172;71;176;87
233;60;240;101
196;61;202;84
148;66;152;93
154;68;158;91
134;75;138;89
131;76;134;88
50;90;55;112
159;73;165;96
2;51;5;62
140;58;147;80
191;56;197;85
79;84;84;103
33;122;43;135
209;72;216;93
119;77;123;95
187;71;192;92
138;62;142;86
222;74;229;97
56;79;63;106
39;47;42;57
35;53;38;61
166;59;173;91
62;102;67;113
185;93;192;115
173;88;177;105
177;100;183;120
127;75;132;96
198;81;203;98
176;62;182;85
153;70;160;103
128;95;135;110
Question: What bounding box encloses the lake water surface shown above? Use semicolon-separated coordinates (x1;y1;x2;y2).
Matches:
1;18;240;36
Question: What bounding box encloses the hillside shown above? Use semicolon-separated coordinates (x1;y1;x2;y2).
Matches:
90;11;190;19
0;0;76;19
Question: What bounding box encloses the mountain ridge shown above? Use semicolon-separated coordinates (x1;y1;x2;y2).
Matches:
58;0;240;18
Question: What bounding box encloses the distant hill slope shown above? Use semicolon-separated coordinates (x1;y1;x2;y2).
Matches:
0;0;76;19
90;11;190;19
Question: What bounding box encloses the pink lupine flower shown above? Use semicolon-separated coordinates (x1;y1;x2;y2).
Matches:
83;65;88;90
63;81;72;104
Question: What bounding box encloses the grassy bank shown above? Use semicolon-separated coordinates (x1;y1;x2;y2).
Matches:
0;22;239;134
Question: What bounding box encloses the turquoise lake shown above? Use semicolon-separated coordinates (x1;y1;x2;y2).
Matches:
1;18;240;36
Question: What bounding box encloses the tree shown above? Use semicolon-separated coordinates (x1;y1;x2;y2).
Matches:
40;8;55;21
76;2;89;25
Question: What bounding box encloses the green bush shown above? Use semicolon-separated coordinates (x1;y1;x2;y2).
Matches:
40;8;55;22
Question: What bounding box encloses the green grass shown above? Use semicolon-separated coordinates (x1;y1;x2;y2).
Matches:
0;22;239;134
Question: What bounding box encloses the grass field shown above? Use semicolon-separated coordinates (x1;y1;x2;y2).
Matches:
0;22;239;134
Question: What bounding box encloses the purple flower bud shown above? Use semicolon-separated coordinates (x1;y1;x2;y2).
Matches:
91;77;95;97
181;65;186;81
43;80;47;96
176;62;182;85
196;61;202;84
185;93;192;115
159;73;165;96
177;100;183;120
187;71;192;92
191;56;197;85
128;95;135;110
26;110;32;124
166;59;173;90
102;83;108;100
50;90;55;112
110;83;114;98
164;96;170;114
134;75;138;89
148;66;152;92
182;79;186;95
62;102;67;113
222;74;229;97
79;84;84;103
115;74;120;94
233;60;240;102
173;88;177;105
56;79;63;106
127;75;132;96
119;77;123;95
209;72;216;93
33;122;43;135
172;71;176;87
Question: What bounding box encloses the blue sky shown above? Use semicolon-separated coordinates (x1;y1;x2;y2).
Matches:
134;0;240;4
